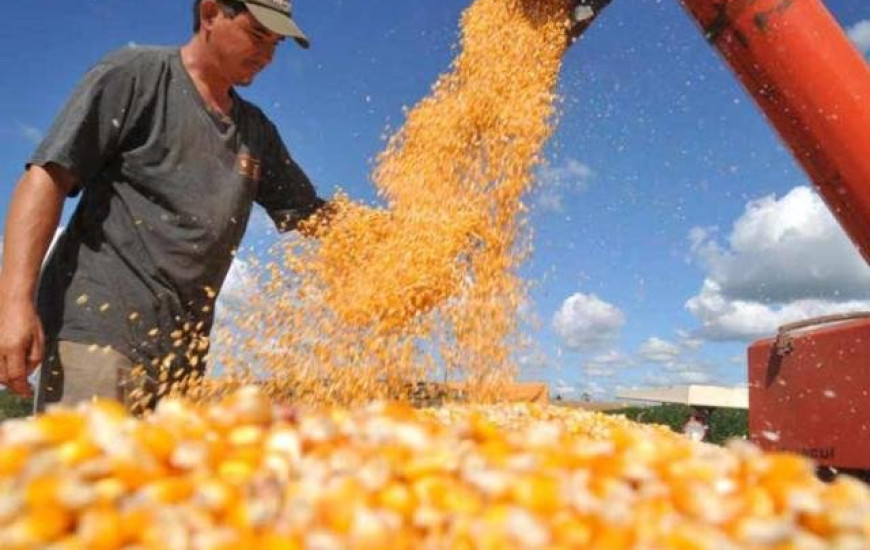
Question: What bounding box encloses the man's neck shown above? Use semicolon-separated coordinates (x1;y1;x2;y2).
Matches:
180;36;234;116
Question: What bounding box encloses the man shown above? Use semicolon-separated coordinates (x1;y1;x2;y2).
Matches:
0;0;326;412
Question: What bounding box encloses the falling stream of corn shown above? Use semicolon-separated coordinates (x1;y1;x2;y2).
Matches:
2;0;869;548
197;0;572;405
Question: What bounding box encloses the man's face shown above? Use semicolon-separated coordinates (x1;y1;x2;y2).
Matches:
211;8;284;86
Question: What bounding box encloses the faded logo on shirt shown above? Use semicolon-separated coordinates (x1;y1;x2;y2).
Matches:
238;154;262;182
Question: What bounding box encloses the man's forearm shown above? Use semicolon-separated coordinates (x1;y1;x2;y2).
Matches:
0;164;74;298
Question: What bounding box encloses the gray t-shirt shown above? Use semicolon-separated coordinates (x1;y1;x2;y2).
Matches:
30;46;323;377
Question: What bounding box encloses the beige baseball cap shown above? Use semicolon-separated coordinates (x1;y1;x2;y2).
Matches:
242;0;310;48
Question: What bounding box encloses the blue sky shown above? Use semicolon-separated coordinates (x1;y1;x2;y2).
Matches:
2;0;869;399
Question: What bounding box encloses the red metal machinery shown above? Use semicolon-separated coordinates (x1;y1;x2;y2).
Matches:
678;0;870;477
748;313;870;479
575;0;870;474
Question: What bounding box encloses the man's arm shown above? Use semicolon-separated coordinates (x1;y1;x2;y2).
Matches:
0;164;75;397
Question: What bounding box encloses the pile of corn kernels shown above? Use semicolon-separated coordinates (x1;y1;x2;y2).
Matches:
2;386;868;549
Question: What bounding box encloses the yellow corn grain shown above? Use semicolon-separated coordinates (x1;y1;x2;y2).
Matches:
0;445;27;477
77;505;124;550
1;388;870;548
11;506;74;545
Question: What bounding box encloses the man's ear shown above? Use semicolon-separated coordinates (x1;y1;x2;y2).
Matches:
199;0;221;32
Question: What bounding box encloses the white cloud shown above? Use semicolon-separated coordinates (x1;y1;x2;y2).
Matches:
687;279;870;341
216;256;258;312
17;123;42;145
638;337;681;364
247;207;281;238
686;186;870;341
577;380;608;397
647;369;712;385
554;379;577;395
517;295;544;331
583;350;632;378
675;329;704;351
534;158;593;212
660;356;714;374
209;256;262;370
517;350;549;371
589;349;629;365
676;370;712;384
635;334;718;387
847;20;870;55
641;359;714;387
695;187;870;302
552;293;625;351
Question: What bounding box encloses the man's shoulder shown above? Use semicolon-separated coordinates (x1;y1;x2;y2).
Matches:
235;93;279;134
235;94;270;123
96;45;177;73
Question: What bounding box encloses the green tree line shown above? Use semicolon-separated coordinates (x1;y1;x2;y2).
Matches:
609;404;748;445
0;391;33;420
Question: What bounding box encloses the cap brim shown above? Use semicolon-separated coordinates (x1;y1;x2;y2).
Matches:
247;3;310;49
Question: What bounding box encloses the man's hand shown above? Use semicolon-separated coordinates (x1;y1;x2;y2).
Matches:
297;200;342;239
0;162;74;398
0;293;43;398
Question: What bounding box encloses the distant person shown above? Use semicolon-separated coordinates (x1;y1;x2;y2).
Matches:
682;408;712;442
0;0;328;412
